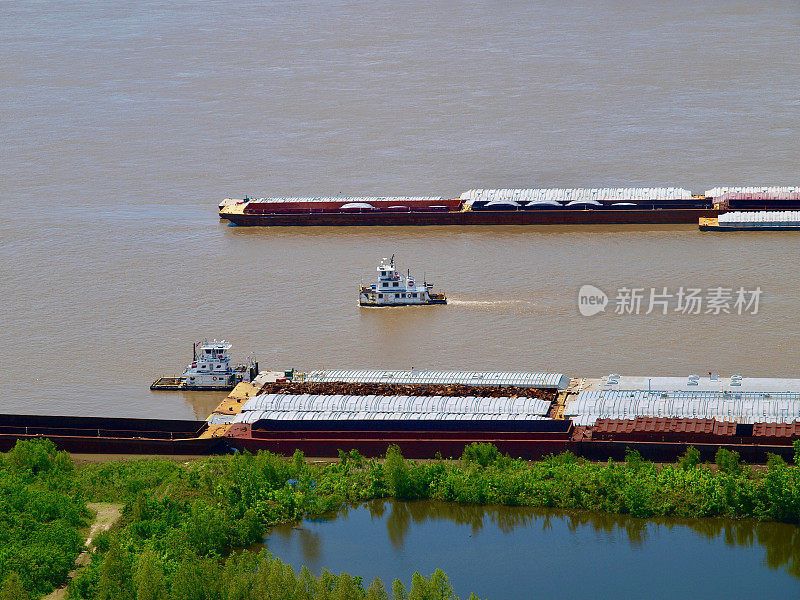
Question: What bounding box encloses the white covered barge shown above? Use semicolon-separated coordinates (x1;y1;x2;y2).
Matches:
700;210;800;231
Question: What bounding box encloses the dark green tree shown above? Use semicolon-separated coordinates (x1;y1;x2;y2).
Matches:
133;548;166;600
384;445;410;498
366;578;390;600
409;572;429;600
461;443;500;468
678;446;701;470
96;537;134;600
392;579;409;600
428;569;456;600
715;448;743;475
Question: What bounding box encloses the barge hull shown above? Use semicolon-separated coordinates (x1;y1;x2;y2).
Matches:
226;433;796;463
227;434;572;460
0;415;795;463
224;208;721;227
0;427;794;463
700;225;800;231
225;424;797;463
0;414;221;454
0;434;224;454
575;440;796;463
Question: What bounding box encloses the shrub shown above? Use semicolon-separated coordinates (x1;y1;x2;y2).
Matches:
678;447;701;470
461;443;501;468
715;448;743;476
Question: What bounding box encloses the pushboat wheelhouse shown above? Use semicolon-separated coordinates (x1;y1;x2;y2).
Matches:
359;256;447;306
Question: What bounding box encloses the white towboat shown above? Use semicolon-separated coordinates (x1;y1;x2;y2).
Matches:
359;256;447;306
151;340;258;390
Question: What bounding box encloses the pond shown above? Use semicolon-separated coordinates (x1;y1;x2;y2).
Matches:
266;500;800;599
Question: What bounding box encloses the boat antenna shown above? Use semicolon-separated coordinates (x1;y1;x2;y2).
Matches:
390;254;395;268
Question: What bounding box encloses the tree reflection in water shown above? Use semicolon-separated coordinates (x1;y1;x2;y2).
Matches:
363;499;800;578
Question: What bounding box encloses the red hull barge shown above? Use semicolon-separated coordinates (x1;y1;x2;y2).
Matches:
0;414;224;454
223;429;796;463
1;414;797;463
223;208;722;227
222;422;798;463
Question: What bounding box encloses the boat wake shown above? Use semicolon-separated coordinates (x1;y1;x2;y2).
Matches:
448;299;533;306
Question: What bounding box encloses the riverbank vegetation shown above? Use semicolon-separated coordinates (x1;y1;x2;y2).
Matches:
3;439;800;598
0;440;85;597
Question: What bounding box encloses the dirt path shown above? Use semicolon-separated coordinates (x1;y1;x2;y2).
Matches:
43;502;123;600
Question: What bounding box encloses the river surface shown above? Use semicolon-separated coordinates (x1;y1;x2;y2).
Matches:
266;499;800;599
2;1;800;419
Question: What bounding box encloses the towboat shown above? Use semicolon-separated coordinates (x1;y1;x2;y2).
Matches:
359;256;446;306
151;340;258;390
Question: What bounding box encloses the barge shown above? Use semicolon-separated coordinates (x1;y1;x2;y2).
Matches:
0;414;222;454
700;210;800;231
7;369;800;463
219;186;800;227
205;371;800;462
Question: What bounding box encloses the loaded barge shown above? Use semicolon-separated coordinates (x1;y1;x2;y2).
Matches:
219;187;800;227
8;369;800;463
700;209;800;231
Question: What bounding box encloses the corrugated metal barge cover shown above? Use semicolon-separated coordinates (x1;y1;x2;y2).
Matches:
705;186;800;198
238;410;551;423
239;394;552;416
565;389;800;424
460;187;694;206
753;421;800;438
592;417;723;434
304;370;569;389
713;421;738;436
718;210;800;225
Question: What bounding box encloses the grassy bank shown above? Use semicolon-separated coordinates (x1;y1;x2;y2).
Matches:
3;440;800;599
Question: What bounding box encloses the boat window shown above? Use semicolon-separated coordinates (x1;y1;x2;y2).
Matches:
378;294;383;298
393;282;399;287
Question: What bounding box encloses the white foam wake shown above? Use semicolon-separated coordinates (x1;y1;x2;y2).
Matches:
448;299;532;306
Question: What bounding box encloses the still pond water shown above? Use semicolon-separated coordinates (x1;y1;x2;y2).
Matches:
266;500;800;600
